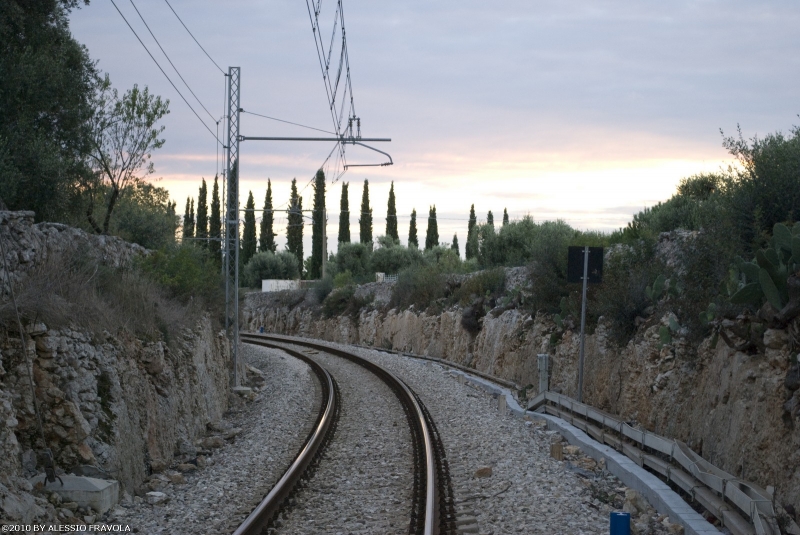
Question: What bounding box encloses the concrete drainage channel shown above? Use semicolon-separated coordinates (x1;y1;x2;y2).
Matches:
240;333;459;535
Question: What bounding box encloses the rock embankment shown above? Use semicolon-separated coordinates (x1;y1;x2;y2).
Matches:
0;211;231;526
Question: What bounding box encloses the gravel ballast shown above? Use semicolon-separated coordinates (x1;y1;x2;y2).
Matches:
272;346;415;534
109;344;319;534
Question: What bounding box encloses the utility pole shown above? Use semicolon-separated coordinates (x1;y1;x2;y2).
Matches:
225;67;241;387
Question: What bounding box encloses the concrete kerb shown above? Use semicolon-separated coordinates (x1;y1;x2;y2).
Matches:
442;369;720;535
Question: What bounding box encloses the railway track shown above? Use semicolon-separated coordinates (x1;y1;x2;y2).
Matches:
235;332;457;535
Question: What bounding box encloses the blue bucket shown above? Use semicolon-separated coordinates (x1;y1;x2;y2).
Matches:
610;512;630;535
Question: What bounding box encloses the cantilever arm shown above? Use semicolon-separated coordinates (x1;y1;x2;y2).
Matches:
343;141;393;168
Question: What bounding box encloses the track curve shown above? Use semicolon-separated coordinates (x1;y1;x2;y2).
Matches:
239;332;457;535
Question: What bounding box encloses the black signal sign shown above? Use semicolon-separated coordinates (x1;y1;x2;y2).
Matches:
567;246;603;284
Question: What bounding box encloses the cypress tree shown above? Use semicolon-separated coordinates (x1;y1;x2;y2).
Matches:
189;199;195;238
386;181;398;241
359;179;373;246
183;198;195;240
286;178;304;272
310;169;326;279
196;179;208;248
242;191;257;265
408;209;418;248
425;205;439;250
502;208;509;226
466;204;477;259
487;210;494;229
182;197;192;240
210;175;221;260
259;179;276;253
338;182;350;243
451;233;460;257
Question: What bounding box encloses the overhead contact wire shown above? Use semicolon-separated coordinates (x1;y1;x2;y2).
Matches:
109;0;222;145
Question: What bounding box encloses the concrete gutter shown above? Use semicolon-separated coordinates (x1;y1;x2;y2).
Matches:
442;367;720;535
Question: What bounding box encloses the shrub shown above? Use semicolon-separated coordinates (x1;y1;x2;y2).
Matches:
591;242;662;344
312;275;334;302
242;251;300;287
452;268;506;306
390;265;446;310
334;270;353;288
322;285;373;318
371;244;423;274
333;242;371;280
138;243;222;304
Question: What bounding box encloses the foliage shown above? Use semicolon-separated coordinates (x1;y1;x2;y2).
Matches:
727;223;800;311
242;251;300;287
451;233;460;257
425;205;439;250
0;0;98;222
338;182;350;243
209;175;221;262
286;177;304;273
359;179;372;246
241;190;257;265
108;182;178;250
138;243;222;304
591;243;662;344
408;209;418;248
196;178;208;248
452;268;506;306
722;125;800;252
182;197;194;239
390;265;446;310
386;181;398;241
487;210;494;228
313;275;334;302
322;285;372;318
333;242;371;280
334;270;354;288
259;179;276;253
502;208;509;226
309;169;326;278
466;204;478;259
371;241;424;274
86;82;169;234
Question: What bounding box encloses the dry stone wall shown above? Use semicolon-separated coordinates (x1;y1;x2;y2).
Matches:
0;211;230;524
244;289;800;518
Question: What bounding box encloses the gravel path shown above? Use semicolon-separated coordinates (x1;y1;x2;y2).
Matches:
272;346;415;535
111;344;319;535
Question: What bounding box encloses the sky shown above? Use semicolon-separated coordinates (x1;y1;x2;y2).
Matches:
69;1;800;254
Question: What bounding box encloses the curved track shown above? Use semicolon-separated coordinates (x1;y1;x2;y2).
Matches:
236;332;457;535
232;340;340;535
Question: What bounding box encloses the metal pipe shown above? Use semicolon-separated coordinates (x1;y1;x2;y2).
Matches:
578;245;589;403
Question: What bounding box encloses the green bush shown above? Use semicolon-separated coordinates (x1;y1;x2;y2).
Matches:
334;270;353;288
312;275;334;302
371;243;423;274
109;183;179;250
321;285;372;318
390;265;446;310
333;242;372;279
591;243;662;344
138;244;222;304
242;251;300;287
452;268;506;305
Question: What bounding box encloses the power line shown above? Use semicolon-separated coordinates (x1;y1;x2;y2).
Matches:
241;110;335;135
162;0;225;75
128;0;217;123
109;0;222;145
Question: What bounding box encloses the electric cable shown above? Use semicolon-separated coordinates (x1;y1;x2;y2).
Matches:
162;0;226;74
109;0;222;145
241;110;335;135
128;0;217;123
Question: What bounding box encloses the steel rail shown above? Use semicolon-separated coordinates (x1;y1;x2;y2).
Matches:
242;332;446;535
232;340;339;535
